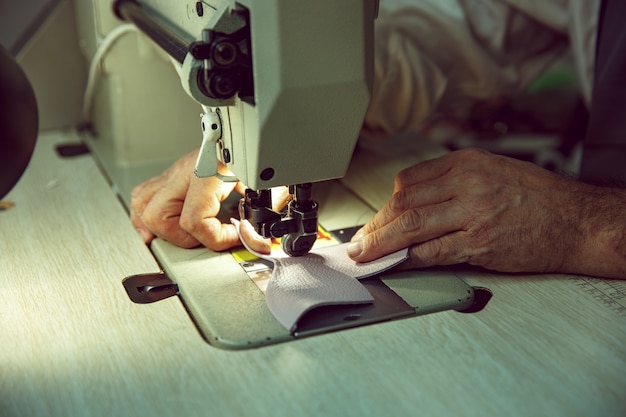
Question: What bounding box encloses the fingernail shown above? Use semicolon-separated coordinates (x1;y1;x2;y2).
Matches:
346;240;363;259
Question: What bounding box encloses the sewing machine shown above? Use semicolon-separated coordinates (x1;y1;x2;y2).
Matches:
74;0;483;348
110;0;377;256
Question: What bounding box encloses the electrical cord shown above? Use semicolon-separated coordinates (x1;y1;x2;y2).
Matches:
82;23;137;124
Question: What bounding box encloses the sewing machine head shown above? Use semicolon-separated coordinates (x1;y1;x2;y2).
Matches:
114;0;377;254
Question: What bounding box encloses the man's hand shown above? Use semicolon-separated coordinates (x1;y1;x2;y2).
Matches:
346;148;626;278
130;148;291;252
130;148;246;250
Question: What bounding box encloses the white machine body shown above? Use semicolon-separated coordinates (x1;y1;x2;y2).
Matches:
135;0;377;189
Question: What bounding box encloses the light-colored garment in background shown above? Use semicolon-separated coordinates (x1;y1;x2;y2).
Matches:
362;0;600;143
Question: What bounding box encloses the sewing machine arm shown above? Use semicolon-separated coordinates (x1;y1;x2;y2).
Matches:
113;0;377;256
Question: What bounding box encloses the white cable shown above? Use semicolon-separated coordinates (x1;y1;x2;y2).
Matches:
82;24;137;123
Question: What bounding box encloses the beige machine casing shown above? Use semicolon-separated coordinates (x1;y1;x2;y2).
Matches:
74;0;377;197
173;0;377;189
73;0;204;204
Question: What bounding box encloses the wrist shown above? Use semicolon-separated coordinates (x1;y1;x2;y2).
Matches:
564;185;626;279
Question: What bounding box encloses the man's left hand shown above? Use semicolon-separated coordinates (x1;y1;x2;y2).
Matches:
346;148;588;274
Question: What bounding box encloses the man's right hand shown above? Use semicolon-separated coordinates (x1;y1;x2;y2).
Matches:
130;148;246;251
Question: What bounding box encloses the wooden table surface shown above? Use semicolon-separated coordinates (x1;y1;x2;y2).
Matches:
1;131;624;417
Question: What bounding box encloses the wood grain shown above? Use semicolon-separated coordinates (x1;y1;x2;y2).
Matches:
1;131;624;417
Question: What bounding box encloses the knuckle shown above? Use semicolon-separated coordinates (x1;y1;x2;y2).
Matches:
421;239;446;263
138;209;159;230
178;212;199;234
456;147;490;161
389;189;412;212
410;240;445;266
394;168;412;190
397;208;425;234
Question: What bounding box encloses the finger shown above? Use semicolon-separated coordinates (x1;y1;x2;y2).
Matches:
271;186;291;212
132;165;205;248
179;175;240;250
130;176;167;244
356;182;453;238
233;218;272;255
393;153;455;192
192;216;240;251
134;180;200;248
130;175;163;211
347;200;464;263
399;231;475;269
130;210;156;244
142;195;201;248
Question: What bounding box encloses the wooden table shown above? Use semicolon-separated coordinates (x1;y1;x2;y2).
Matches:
1;131;624;417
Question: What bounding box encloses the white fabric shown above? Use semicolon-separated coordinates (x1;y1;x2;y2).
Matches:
232;220;408;332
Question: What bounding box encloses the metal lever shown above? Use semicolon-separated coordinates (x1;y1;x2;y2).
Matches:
195;110;222;178
122;273;179;304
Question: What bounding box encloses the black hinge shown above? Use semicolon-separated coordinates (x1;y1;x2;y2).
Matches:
122;272;178;304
